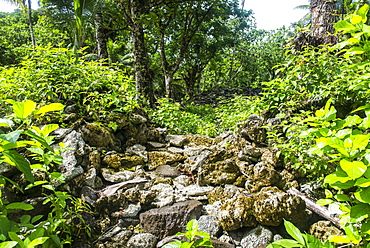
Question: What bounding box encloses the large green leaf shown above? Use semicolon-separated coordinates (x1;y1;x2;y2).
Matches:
2;150;34;183
194;238;213;247
40;124;59;137
269;239;301;248
27;237;49;248
8;100;36;119
351;135;370;151
35;103;64;116
316;137;350;156
162;241;182;248
186;219;198;233
350;203;370;222
334;20;357;33
284;220;305;245
355;178;370;187
351;14;363;24
0;216;11;240
340;159;366;179
357;4;369;22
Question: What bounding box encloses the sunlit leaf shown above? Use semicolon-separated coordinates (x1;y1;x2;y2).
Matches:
0;241;18;248
6;202;33;210
340;159;366;179
8;99;36;119
284;220;305;245
35;103;64;116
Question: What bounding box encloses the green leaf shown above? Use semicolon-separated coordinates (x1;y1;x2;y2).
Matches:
354;187;370;203
351;15;363;24
334;20;357;33
0;216;11;240
0;131;22;144
9;100;37;119
346;47;365;56
361;220;370;235
350;203;370;222
328;235;351;243
270;239;301;247
2;150;34;183
284;220;305;245
23;130;54;152
352;135;370;151
0;241;18;248
27;237;49;248
340;159;366;179
355;178;370;187
186;219;198;233
345;115;362;127
357;4;369;22
336;129;352;138
316;199;334;206
321;137;349;157
6;202;34;211
35;103;64;116
334;194;351;201
8;232;23;247
40;124;59;137
194;231;210;239
194;238;213;247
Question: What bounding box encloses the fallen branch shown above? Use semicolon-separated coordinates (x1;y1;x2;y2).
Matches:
100;178;149;197
287;187;341;229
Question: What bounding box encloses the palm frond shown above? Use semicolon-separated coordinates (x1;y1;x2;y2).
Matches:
294;4;311;10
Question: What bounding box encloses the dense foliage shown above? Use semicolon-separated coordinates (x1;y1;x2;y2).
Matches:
3;0;370;246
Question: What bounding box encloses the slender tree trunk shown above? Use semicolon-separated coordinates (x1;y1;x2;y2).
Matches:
184;63;203;100
26;0;36;50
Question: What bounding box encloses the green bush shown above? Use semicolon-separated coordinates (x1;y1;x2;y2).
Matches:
0;100;90;247
0;46;138;120
267;220;334;248
301;101;370;245
149;98;218;137
214;95;264;132
163;219;213;248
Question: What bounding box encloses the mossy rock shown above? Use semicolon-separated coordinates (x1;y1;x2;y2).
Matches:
218;194;257;230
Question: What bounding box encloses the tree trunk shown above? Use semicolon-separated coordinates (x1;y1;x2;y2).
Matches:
184;63;203;100
95;9;109;61
311;0;338;44
129;0;154;107
294;0;338;50
26;0;36;50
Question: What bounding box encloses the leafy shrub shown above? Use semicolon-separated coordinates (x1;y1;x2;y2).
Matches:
0;100;89;247
267;220;334;248
214;95;264;132
299;101;370;245
149;98;218;137
0;12;30;66
163;219;213;248
0;46;138;120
